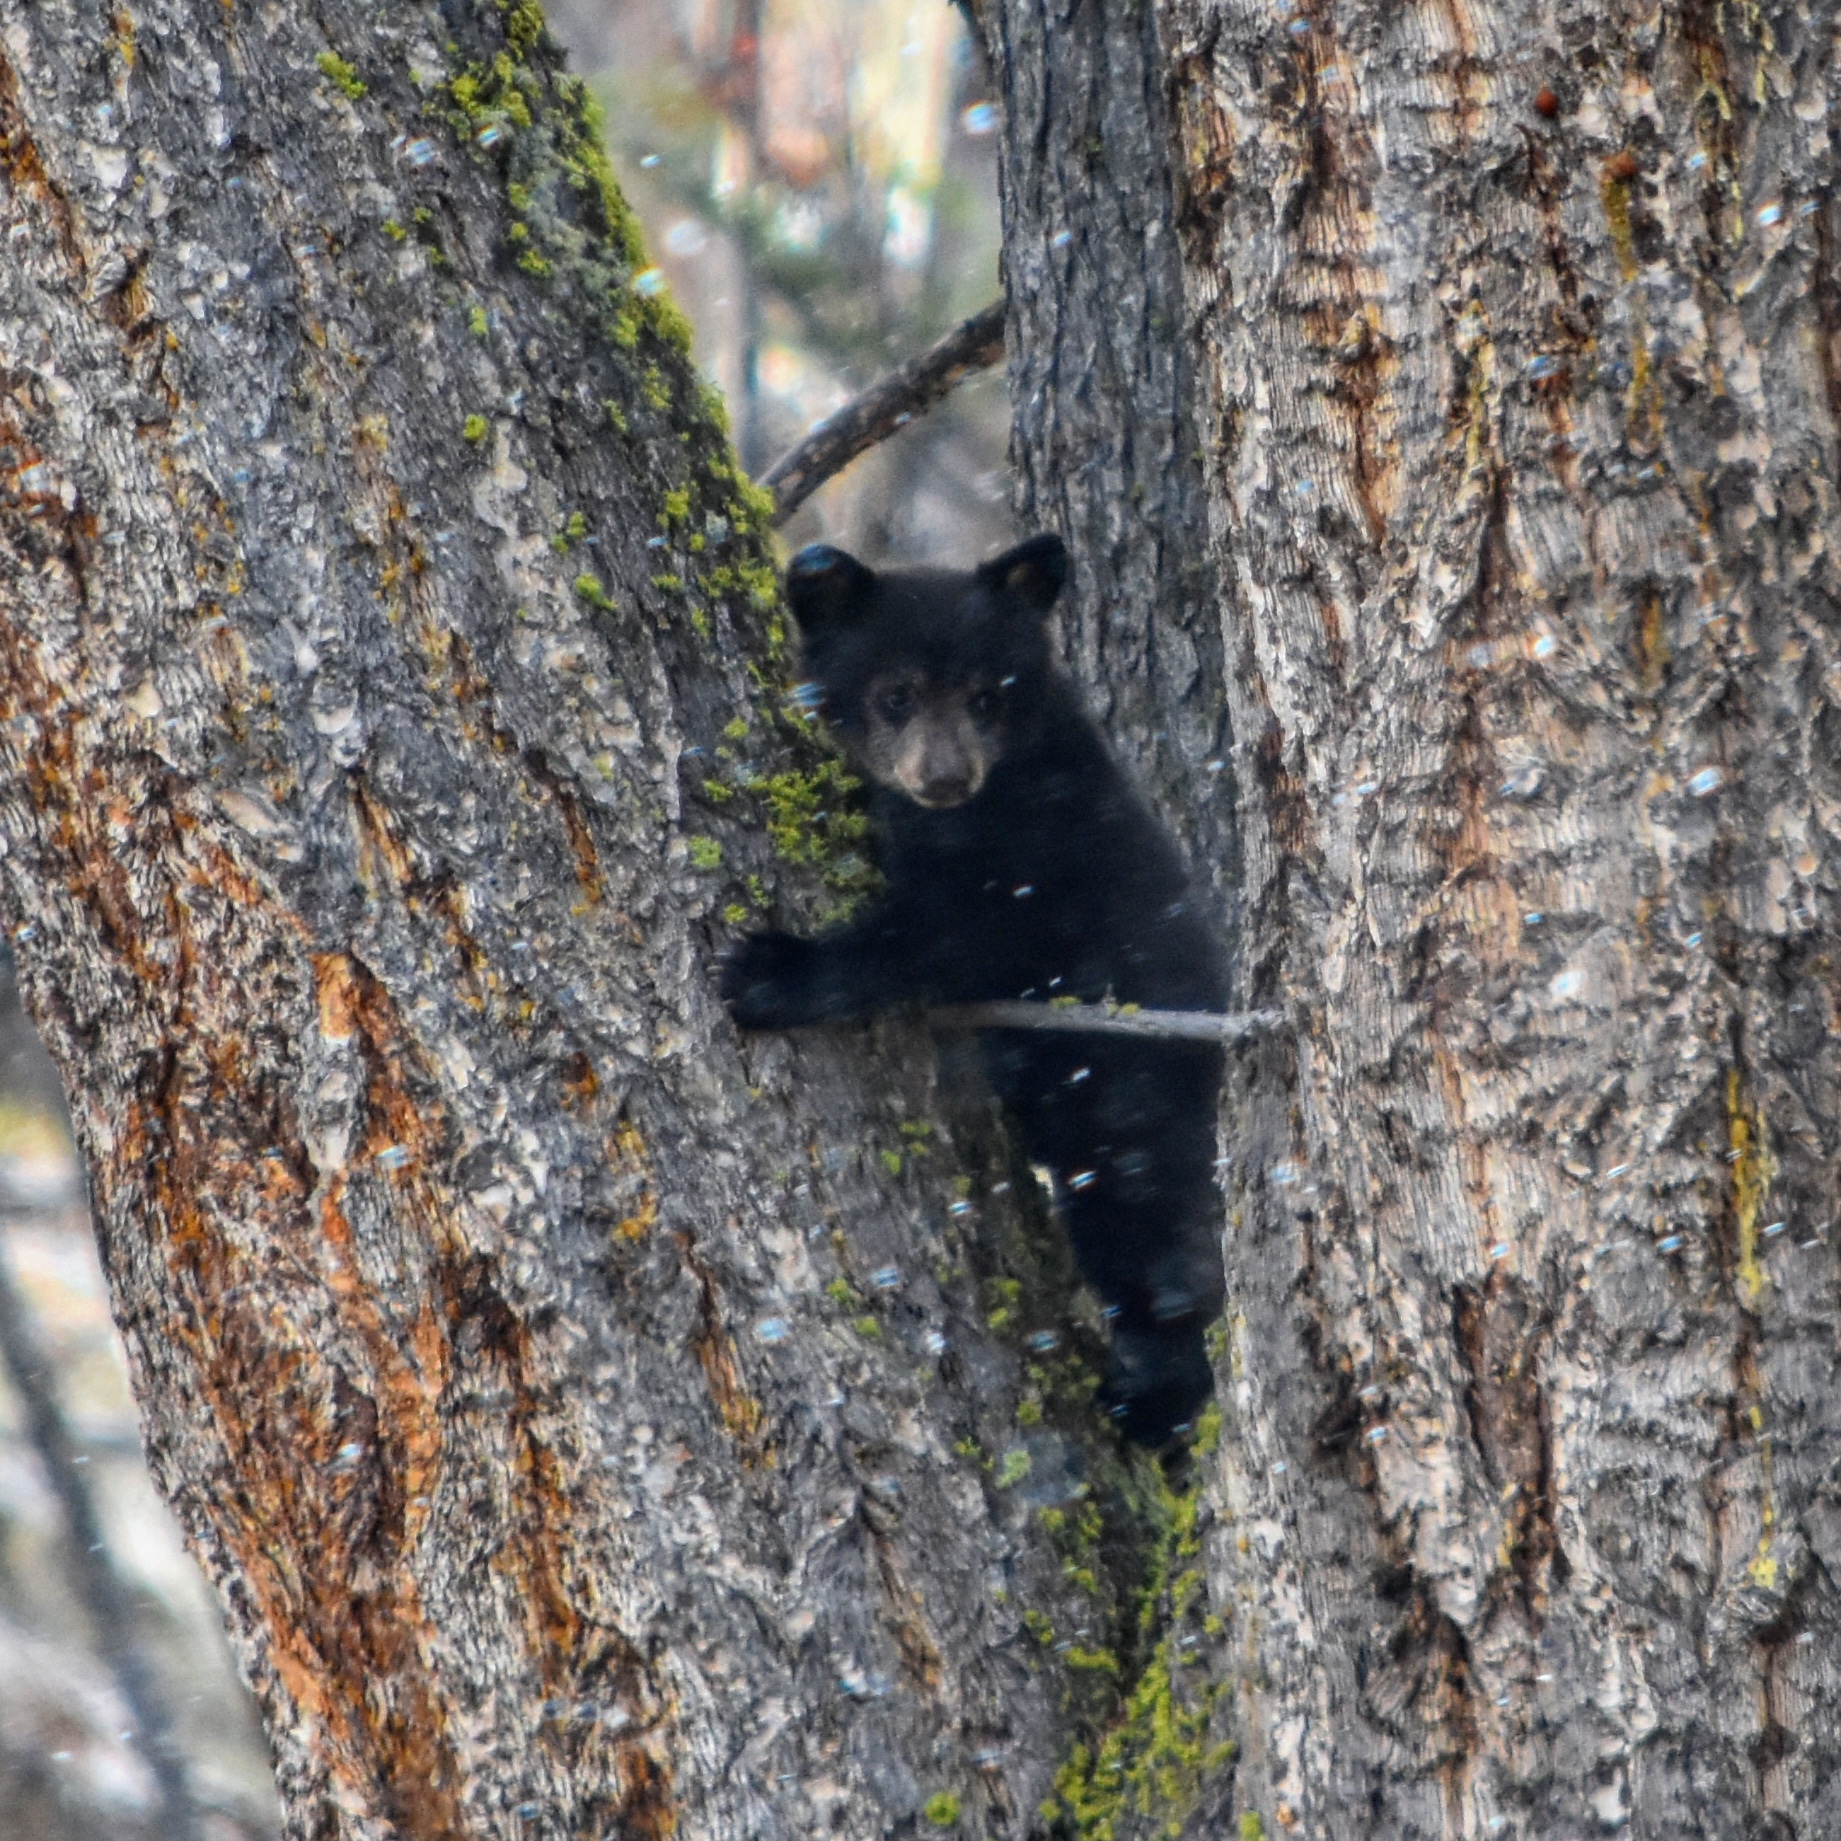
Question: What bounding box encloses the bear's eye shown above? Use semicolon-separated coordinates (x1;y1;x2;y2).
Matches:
967;686;1003;722
874;685;916;722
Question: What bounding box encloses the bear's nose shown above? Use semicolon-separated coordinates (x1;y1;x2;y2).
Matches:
892;715;987;807
915;736;983;806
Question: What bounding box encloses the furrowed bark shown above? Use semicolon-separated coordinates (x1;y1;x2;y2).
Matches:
985;0;1841;1831
18;0;1840;1837
1159;0;1841;1833
0;5;1155;1837
975;0;1238;899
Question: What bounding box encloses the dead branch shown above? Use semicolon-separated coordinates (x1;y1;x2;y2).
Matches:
760;300;1006;523
929;1001;1286;1043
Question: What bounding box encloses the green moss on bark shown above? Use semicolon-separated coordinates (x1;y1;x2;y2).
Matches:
1039;1417;1235;1841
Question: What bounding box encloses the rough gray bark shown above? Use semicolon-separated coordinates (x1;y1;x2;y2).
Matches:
978;0;1237;912
1007;0;1841;1835
0;5;1190;1839
984;0;1841;1833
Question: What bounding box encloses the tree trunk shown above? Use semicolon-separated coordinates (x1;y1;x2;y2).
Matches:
0;5;1184;1837
1019;0;1841;1832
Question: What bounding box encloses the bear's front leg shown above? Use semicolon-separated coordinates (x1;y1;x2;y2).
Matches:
720;931;829;1028
721;921;908;1029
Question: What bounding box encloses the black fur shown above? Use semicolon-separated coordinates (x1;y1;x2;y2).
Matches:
722;535;1227;1444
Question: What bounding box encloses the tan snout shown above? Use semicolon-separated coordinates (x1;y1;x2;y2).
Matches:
892;708;989;808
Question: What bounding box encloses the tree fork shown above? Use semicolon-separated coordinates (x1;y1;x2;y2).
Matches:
10;0;1840;1837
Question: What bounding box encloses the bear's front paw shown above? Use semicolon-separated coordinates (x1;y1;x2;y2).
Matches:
721;930;818;1030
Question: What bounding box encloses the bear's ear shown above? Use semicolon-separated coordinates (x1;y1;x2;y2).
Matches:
786;544;877;632
978;533;1067;618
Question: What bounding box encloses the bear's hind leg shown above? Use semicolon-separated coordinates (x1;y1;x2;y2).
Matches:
1099;1314;1214;1446
982;1030;1226;1446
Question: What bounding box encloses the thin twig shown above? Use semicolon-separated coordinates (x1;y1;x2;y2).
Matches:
759;299;1007;523
0;1235;203;1841
929;1001;1287;1043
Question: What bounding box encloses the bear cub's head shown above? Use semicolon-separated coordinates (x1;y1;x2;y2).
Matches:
785;534;1067;810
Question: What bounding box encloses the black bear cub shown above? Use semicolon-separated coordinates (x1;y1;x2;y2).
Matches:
722;535;1227;1445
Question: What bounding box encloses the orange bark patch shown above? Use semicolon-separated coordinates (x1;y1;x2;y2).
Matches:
1636;586;1669;694
121;924;476;1825
315;950;362;1042
349;772;418;890
676;1228;769;1457
314;949;446;1176
1253;723;1321;865
1452;1280;1559;1608
560;1051;600;1110
119;982;470;1835
522;746;605;905
1326;305;1400;546
1171;58;1235;261
608;1118;659;1240
433;892;494;1017
0;46;85;273
872;1536;945;1691
465;1282;679;1837
557;783;605;904
1271;19;1400;549
692;1308;766;1448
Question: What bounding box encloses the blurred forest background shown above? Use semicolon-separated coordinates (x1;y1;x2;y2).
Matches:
0;4;1007;1835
